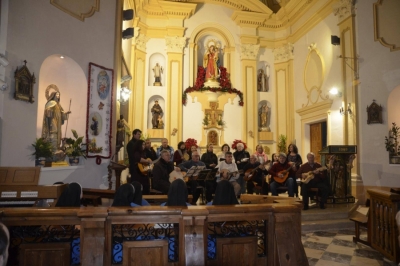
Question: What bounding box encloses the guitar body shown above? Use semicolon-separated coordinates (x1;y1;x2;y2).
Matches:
273;170;290;184
138;158;153;175
169;171;187;183
220;169;238;181
244;160;271;181
301;166;327;184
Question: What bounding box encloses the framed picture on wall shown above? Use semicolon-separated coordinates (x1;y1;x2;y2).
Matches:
366;100;383;124
14;60;35;103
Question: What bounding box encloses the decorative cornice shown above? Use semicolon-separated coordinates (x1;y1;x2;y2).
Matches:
273;43;294;63
373;0;400;52
132;34;149;52
50;0;99;21
333;0;355;23
240;44;260;60
165;36;187;53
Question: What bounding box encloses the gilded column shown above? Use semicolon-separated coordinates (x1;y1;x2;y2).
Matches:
273;43;295;144
166;36;186;148
240;43;260;150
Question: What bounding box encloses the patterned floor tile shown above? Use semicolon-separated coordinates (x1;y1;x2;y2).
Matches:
306;235;334;245
332;238;356;248
315;259;349;266
303;241;329;251
304;248;325;259
354;249;384;260
308;257;319;266
350;255;383;266
320;251;353;264
314;231;337;237
325;243;355;256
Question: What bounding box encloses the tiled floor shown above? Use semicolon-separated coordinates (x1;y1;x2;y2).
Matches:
302;230;398;266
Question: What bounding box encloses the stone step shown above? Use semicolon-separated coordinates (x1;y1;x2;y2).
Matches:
301;209;349;221
301;218;354;233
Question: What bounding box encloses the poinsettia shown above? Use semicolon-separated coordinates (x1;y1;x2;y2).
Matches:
185;138;198;151
182;66;244;106
231;139;247;150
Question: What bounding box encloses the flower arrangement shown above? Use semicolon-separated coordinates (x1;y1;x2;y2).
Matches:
231;139;247;150
182;66;244;106
385;122;399;155
185;138;198;151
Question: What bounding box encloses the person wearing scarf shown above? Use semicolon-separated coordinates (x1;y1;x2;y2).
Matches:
173;141;188;166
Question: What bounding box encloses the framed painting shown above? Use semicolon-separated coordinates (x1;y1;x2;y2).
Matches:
14;60;35;103
366;100;383;124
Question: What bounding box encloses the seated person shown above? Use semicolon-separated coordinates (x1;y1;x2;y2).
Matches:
296;152;330;210
268;153;296;197
131;181;150;206
178;151;206;205
55;182;82;207
152;150;181;194
112;183;135;207
215;152;241;196
0;222;10;266
211;180;239;205
161;179;191;207
243;155;269;195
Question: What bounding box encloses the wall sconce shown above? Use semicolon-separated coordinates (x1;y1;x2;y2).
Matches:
121;75;132;83
340;103;352;117
329;87;342;97
119;87;131;105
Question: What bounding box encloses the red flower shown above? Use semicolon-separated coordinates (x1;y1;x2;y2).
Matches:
231;139;247;150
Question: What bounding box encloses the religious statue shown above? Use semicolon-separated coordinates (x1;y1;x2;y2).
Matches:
90;116;99;136
208;131;218;146
257;69;269;92
152;63;163;86
151;100;163;129
204;102;223;128
116;115;128;150
258;104;270;131
203;45;219;81
42;87;71;152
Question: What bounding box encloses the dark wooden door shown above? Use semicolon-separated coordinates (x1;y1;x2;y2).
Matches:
310;122;326;163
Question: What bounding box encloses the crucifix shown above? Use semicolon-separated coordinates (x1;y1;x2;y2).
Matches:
205;102;223;127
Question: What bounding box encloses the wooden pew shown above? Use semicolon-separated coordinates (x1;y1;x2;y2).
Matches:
368;189;400;264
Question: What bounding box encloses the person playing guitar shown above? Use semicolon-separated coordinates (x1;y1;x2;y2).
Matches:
242;155;270;195
296;152;330;210
268;152;297;197
215;152;241;197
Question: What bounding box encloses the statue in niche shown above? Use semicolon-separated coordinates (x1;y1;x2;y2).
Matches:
151;100;163;129
157;115;164;129
152;63;163;86
257;69;269;92
258;104;270;132
42;85;71;152
208;131;218;146
203;45;219;81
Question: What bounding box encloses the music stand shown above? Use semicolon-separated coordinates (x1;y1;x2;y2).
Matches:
195;169;211;181
205;168;218;181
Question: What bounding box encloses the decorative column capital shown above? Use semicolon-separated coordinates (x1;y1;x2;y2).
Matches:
273;43;294;63
333;0;355;23
165;36;187;53
132;33;149;52
240;44;260;60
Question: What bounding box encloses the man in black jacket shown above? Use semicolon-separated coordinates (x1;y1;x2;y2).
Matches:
233;142;250;194
152;150;181;194
201;144;218;202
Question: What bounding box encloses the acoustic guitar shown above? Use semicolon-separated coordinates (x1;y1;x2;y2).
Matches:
301;166;327;184
272;162;300;184
243;160;271;181
219;169;239;181
138;158;155;175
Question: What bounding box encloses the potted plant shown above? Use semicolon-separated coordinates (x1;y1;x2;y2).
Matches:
32;138;53;167
277;134;287;153
217;119;225;127
202;115;209;127
385;123;400;163
65;129;86;166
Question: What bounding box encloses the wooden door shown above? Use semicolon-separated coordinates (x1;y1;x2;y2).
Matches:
310;122;326;163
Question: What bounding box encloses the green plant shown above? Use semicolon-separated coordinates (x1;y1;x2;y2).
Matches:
385;122;400;154
217;119;225;126
64;129;86;158
202;115;209;126
32;138;53;159
277;134;287;153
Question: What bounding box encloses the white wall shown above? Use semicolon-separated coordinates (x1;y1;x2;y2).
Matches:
0;0;116;188
356;0;400;187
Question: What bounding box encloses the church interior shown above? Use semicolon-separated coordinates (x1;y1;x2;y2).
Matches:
0;0;400;265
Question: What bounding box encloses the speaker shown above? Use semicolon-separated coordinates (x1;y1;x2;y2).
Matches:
331;35;340;46
123;9;134;21
122;28;134;39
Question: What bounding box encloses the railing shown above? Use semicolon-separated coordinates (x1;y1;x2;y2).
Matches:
1;204;307;266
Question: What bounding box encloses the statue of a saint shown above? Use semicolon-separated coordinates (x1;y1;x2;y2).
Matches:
203;45;219;81
258;104;270;131
157;115;164;129
42;90;71;152
151;100;163;129
152;63;163;86
116;115;128;149
90;116;99;136
257;69;269;92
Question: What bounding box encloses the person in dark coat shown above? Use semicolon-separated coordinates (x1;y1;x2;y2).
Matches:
212;180;239;205
165;179;189;207
112;183;135;207
55;182;82;207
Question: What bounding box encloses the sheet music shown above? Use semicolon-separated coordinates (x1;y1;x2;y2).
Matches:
186;166;205;177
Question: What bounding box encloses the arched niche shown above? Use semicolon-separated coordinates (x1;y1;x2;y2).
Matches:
257;60;271;92
388;84;400;126
148;53;166;87
147;95;165;129
37;54;87;139
207;130;219;146
258;100;271;132
197;36;224;68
